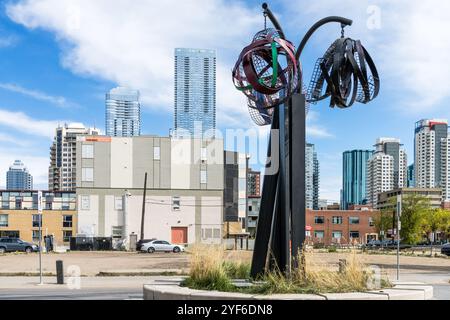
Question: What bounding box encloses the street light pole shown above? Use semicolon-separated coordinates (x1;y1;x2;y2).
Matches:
37;190;44;286
396;194;402;281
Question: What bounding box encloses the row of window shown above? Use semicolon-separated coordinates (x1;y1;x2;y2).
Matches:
0;214;73;229
30;230;73;243
309;231;361;239
314;216;374;226
81;144;210;163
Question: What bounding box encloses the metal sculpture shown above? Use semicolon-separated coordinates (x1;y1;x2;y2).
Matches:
307;37;380;108
232;3;380;278
232;28;299;110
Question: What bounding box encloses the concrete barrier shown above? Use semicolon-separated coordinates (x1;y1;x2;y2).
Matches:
143;280;433;300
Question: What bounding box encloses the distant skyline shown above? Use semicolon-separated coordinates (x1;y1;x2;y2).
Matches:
2;1;450;200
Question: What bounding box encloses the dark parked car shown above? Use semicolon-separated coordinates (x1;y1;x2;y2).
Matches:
441;243;450;256
0;238;39;254
384;240;412;250
136;238;157;251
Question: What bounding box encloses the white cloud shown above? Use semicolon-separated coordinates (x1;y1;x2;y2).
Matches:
6;0;261;127
307;110;333;138
285;0;450;113
0;108;64;138
0;35;19;48
0;83;76;108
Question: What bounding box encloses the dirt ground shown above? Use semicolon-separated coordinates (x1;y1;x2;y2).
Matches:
0;251;190;276
0;250;449;276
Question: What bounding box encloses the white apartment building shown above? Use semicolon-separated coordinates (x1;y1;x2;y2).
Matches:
366;152;394;208
49;123;100;191
414;119;448;189
441;138;450;201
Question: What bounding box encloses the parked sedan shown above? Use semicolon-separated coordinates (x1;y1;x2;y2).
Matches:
441;243;450;256
141;240;185;253
0;238;39;254
136;238;157;251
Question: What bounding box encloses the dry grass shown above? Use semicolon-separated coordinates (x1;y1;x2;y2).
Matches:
183;245;391;294
182;244;250;291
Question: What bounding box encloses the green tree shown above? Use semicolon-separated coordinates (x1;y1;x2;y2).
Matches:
374;209;392;241
400;194;431;244
421;208;450;246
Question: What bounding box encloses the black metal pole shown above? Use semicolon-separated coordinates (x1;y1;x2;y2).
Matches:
296;16;353;61
290;93;306;263
140;172;148;241
250;110;280;278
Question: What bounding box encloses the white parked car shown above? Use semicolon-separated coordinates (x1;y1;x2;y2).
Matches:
141;240;185;253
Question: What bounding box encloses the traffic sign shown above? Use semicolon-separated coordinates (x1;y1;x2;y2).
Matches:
38;191;42;214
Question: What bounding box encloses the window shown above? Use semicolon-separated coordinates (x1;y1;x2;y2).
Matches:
172;196;181;211
332;231;342;239
63;231;73;243
82;168;94;182
112;226;123;239
32;230;41;242
349;231;360;239
32;215;41;228
314;231;324;239
81;195;90;210
200;170;207;184
153;146;161;160
63;215;73;228
349;217;360;225
213;229;221;239
82;144;94;159
314;216;325;224
115;197;123;210
332;216;343;224
0;214;8;227
369;217;375;227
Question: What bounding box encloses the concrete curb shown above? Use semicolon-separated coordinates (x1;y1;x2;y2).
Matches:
143;281;433;300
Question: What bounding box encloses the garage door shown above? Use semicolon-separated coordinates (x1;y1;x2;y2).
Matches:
171;227;188;244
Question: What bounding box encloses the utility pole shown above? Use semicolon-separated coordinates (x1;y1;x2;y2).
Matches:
140;172;148;241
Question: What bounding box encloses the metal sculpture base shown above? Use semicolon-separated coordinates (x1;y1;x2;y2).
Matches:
251;93;306;278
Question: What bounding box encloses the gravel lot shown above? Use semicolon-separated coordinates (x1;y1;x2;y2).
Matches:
0;250;449;276
0;251;189;276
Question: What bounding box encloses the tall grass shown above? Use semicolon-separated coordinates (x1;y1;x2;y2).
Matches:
182;244;250;292
183;245;388;294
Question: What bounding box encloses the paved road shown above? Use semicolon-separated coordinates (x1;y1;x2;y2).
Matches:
0;289;143;300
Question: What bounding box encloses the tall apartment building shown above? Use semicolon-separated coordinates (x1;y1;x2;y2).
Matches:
6;160;33;190
441;138;450;201
374;138;407;189
366;138;407;208
414;119;448;188
366;152;394;208
247;169;261;198
174;48;216;138
306;143;320;210
223;152;248;230
105;87;141;137
342;150;373;209
76;135;224;245
407;164;415;187
49;123;100;191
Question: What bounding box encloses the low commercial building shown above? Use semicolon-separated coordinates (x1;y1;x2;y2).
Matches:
0;191;77;245
76;135;224;246
306;209;378;246
377;188;442;210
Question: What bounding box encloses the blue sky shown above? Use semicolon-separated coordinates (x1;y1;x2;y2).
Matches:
1;0;450;200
